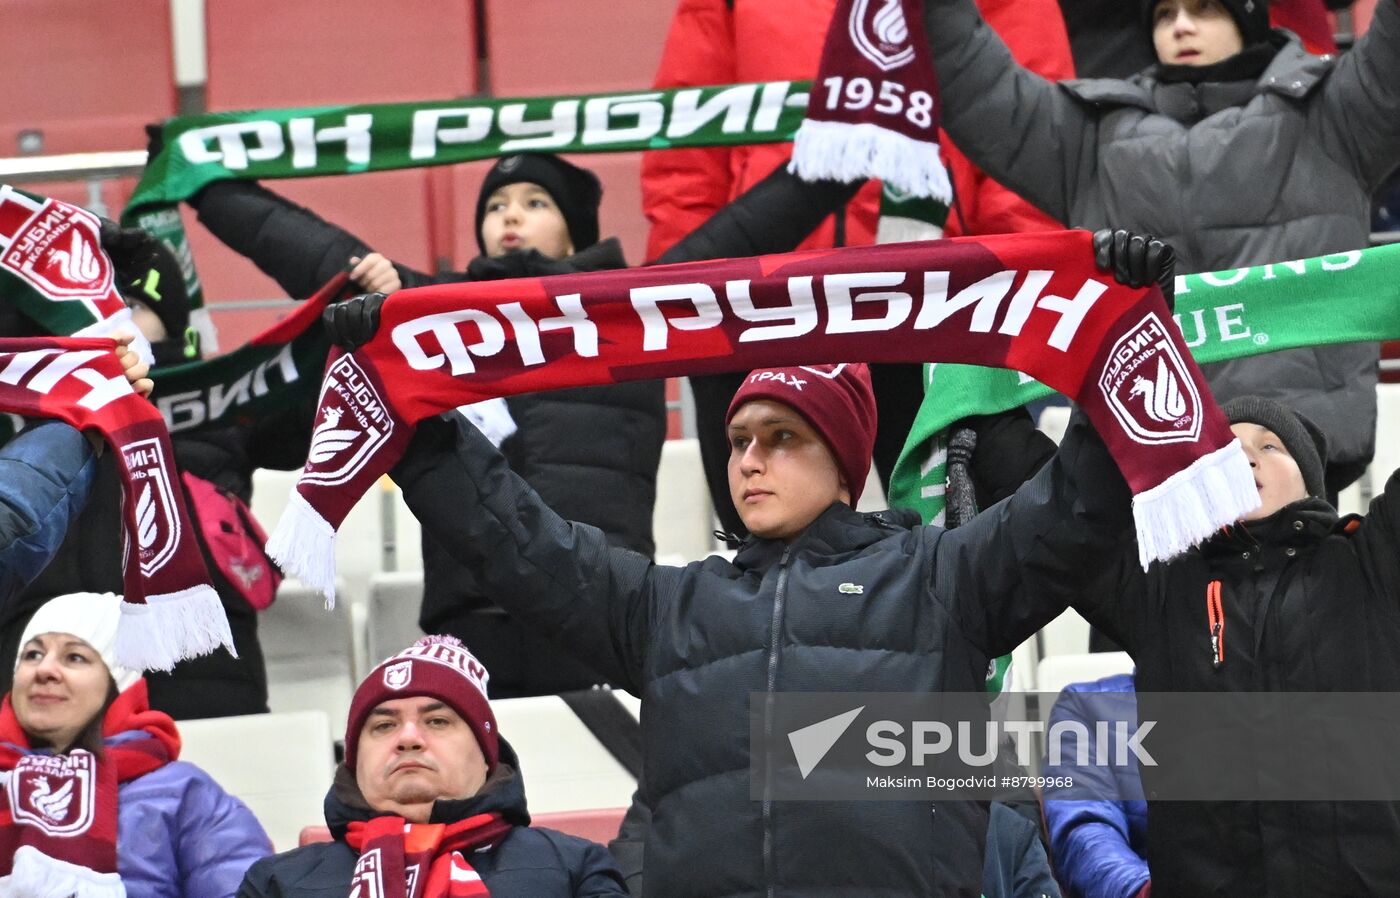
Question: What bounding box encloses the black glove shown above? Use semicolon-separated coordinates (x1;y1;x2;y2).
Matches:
465;248;577;282
1092;228;1176;309
144;121;166;162
323;292;386;351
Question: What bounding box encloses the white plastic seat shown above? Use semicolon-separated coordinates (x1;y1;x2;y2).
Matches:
366;571;427;666
652;438;717;563
490;694;639;813
178;710;335;852
260;579;357;727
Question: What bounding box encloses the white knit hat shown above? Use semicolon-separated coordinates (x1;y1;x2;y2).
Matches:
16;593;142;693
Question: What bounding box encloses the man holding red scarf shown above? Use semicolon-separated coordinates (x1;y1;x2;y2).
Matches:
238;635;627;898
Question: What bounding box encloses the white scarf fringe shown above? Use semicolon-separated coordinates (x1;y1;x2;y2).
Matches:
266;490;339;608
0;846;125;898
790;119;953;204
1132;437;1261;569
115;583;236;672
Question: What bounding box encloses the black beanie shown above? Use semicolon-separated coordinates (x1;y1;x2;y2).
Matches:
1142;0;1272;49
113;237;198;364
474;154;602;256
1222;396;1327;499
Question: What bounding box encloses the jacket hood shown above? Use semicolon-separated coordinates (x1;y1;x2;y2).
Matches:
1061;31;1330;111
732;502;921;570
325;736;531;840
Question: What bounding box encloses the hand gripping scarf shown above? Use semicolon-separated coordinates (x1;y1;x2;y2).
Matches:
0;336;232;671
789;0;953;204
269;230;1259;601
0;680;179;897
345;813;513;898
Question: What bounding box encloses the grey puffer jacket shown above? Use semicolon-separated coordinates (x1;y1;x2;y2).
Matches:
391;409;1132;898
922;0;1400;487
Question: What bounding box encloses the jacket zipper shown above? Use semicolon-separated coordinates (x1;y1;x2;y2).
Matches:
762;546;792;898
1207;579;1225;668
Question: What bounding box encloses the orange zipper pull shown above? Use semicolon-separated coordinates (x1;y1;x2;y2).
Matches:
1207;580;1225;668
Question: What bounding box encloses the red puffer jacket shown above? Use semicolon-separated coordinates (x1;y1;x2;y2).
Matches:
640;0;1076;261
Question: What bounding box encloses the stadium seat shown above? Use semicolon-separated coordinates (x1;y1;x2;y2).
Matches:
490;694;638;813
653;438;715;564
533;808;628;844
179;710;336;851
1037;652;1135;701
484;0;674;96
0;0;174;155
1373;383;1400;496
366;571;428;665
204;0;476;111
260;579;358;727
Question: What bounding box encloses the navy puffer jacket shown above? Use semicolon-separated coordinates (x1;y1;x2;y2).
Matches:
391;408;1132;897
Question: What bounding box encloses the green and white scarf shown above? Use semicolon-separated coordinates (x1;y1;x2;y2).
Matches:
889;243;1400;523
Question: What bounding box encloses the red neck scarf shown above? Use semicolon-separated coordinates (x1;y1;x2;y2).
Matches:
269;232;1260;603
0;681;179;896
345;813;513;898
0;336;233;673
789;0;952;203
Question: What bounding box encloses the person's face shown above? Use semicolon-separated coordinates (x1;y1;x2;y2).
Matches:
12;634;112;752
1151;0;1244;66
128;300;167;343
1231;422;1308;521
727;399;850;542
355;697;488;823
479;182;574;260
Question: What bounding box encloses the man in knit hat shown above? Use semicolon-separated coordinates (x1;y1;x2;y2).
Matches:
239;635;627;898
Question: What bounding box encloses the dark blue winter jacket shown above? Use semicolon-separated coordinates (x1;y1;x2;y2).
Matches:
1043;674;1148;898
0;422;97;604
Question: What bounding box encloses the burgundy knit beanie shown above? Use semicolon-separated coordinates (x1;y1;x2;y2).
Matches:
344;635;499;772
725;363;878;503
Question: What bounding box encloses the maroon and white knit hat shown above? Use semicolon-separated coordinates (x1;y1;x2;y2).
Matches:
344;635;499;772
726;362;878;503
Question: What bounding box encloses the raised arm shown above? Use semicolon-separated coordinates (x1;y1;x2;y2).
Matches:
640;0;738;262
922;0;1098;225
190;180;427;299
390;413;661;694
936;406;1134;657
1311;0;1400;191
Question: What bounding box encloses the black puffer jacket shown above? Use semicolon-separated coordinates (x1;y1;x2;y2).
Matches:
237;740;628;897
971;413;1400;897
390;406;1131;897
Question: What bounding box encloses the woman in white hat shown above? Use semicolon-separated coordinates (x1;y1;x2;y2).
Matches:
0;592;270;897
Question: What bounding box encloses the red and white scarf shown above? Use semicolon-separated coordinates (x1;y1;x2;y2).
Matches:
789;0;952;204
0;336;232;672
345;813;513;898
0;185;153;364
269;231;1259;602
0;681;179;897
